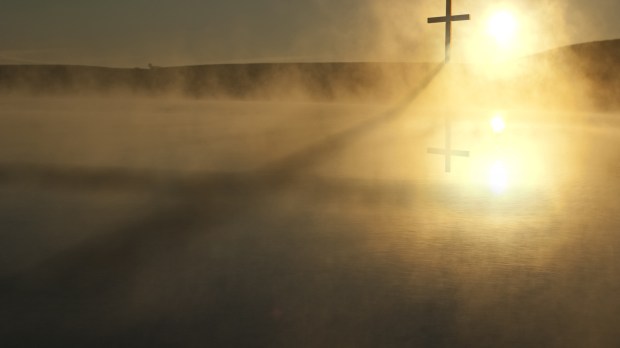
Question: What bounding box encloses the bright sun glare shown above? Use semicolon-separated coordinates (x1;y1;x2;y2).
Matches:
490;114;506;133
488;161;509;193
487;11;518;46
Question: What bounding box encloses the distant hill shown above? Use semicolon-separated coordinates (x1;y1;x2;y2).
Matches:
408;39;620;111
509;39;620;110
0;62;440;102
0;39;618;109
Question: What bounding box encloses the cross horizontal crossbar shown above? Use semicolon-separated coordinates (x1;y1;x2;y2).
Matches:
427;148;470;157
427;14;470;23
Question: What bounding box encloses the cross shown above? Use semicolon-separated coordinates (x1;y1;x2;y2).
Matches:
425;0;471;172
427;117;469;172
427;0;470;63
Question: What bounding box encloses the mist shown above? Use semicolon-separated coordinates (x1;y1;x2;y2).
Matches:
1;38;619;110
2;1;620;347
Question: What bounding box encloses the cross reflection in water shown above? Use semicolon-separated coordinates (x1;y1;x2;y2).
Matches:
427;116;470;173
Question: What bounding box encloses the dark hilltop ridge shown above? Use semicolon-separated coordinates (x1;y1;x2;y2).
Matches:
0;61;439;101
0;39;618;109
494;39;620;110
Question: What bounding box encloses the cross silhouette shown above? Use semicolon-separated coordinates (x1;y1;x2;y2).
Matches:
426;0;471;173
427;0;470;63
427;117;469;173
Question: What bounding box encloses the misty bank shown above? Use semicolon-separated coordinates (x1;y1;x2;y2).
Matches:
0;39;618;109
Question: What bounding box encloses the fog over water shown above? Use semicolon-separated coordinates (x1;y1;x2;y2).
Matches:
1;59;620;347
0;1;619;338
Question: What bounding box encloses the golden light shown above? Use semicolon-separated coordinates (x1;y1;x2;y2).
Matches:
487;11;518;46
490;114;506;133
488;160;509;193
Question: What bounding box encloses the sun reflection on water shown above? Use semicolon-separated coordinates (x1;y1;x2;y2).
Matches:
491;113;506;133
458;111;549;195
424;109;565;200
488;160;509;193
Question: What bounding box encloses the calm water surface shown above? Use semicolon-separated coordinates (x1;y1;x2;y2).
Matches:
0;98;619;347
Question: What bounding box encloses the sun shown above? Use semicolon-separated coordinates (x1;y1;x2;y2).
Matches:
487;11;518;46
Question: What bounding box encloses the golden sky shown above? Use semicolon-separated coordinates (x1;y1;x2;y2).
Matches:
0;0;618;66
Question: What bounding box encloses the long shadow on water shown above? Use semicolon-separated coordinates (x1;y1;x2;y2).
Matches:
0;64;445;346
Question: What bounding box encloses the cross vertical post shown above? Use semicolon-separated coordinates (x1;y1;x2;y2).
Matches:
445;0;451;63
427;0;470;63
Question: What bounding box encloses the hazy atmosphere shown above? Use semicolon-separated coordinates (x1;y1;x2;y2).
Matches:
1;1;620;347
1;0;619;66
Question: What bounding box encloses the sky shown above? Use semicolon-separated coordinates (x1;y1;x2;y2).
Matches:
0;0;619;67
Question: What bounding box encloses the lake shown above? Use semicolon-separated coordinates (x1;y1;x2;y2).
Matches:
0;97;619;347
